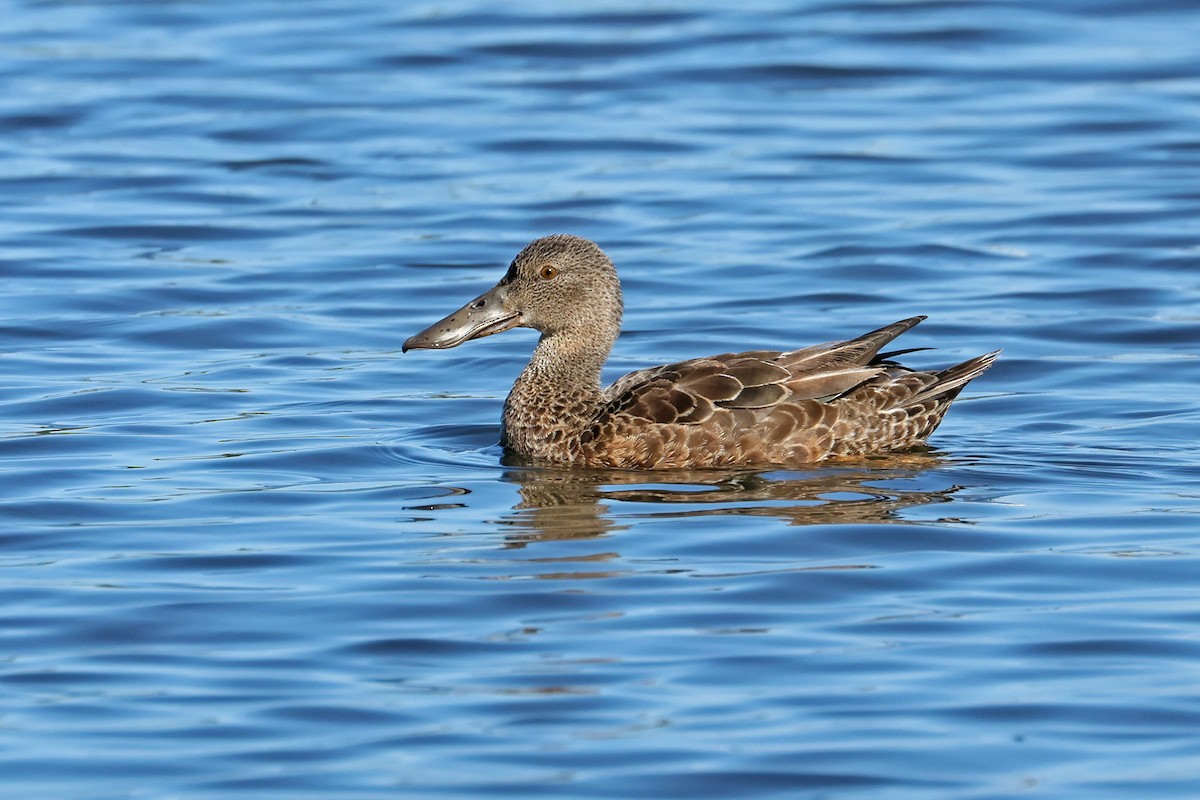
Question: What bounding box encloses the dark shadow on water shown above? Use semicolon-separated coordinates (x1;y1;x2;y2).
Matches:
493;451;962;545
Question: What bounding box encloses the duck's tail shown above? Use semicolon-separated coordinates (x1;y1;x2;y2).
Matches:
910;349;1001;405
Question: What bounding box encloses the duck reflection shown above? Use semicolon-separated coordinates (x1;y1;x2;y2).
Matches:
495;451;962;546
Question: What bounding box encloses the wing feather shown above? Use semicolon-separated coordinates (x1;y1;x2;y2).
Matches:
596;318;994;465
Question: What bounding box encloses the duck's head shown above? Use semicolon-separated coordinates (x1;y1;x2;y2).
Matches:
403;234;623;352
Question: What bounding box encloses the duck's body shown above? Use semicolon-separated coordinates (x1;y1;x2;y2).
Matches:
500;316;996;469
404;235;997;470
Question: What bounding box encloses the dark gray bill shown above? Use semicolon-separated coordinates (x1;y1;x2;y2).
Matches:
402;283;521;352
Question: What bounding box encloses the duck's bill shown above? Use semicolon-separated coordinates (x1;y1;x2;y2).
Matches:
403;283;522;352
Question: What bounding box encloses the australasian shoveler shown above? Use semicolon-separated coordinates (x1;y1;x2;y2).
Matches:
403;234;998;469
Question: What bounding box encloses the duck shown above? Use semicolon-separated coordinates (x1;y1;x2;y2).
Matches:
403;234;998;469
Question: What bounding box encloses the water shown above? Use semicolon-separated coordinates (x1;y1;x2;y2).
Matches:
3;1;1199;797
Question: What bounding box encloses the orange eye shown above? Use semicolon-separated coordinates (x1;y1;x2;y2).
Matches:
539;264;558;280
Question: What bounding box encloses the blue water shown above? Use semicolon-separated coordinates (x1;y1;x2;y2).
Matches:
3;1;1200;797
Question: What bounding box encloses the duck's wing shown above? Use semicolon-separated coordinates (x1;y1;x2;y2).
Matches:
603;316;931;425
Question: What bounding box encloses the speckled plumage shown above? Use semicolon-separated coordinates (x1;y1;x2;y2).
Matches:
404;235;998;469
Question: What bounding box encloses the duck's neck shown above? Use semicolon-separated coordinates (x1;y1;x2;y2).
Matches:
501;324;617;463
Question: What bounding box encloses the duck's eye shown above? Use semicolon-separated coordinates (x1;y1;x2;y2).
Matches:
539;264;558;280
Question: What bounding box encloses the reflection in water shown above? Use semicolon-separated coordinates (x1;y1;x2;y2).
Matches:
495;452;962;545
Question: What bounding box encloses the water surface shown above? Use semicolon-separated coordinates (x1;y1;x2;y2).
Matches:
2;1;1200;798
